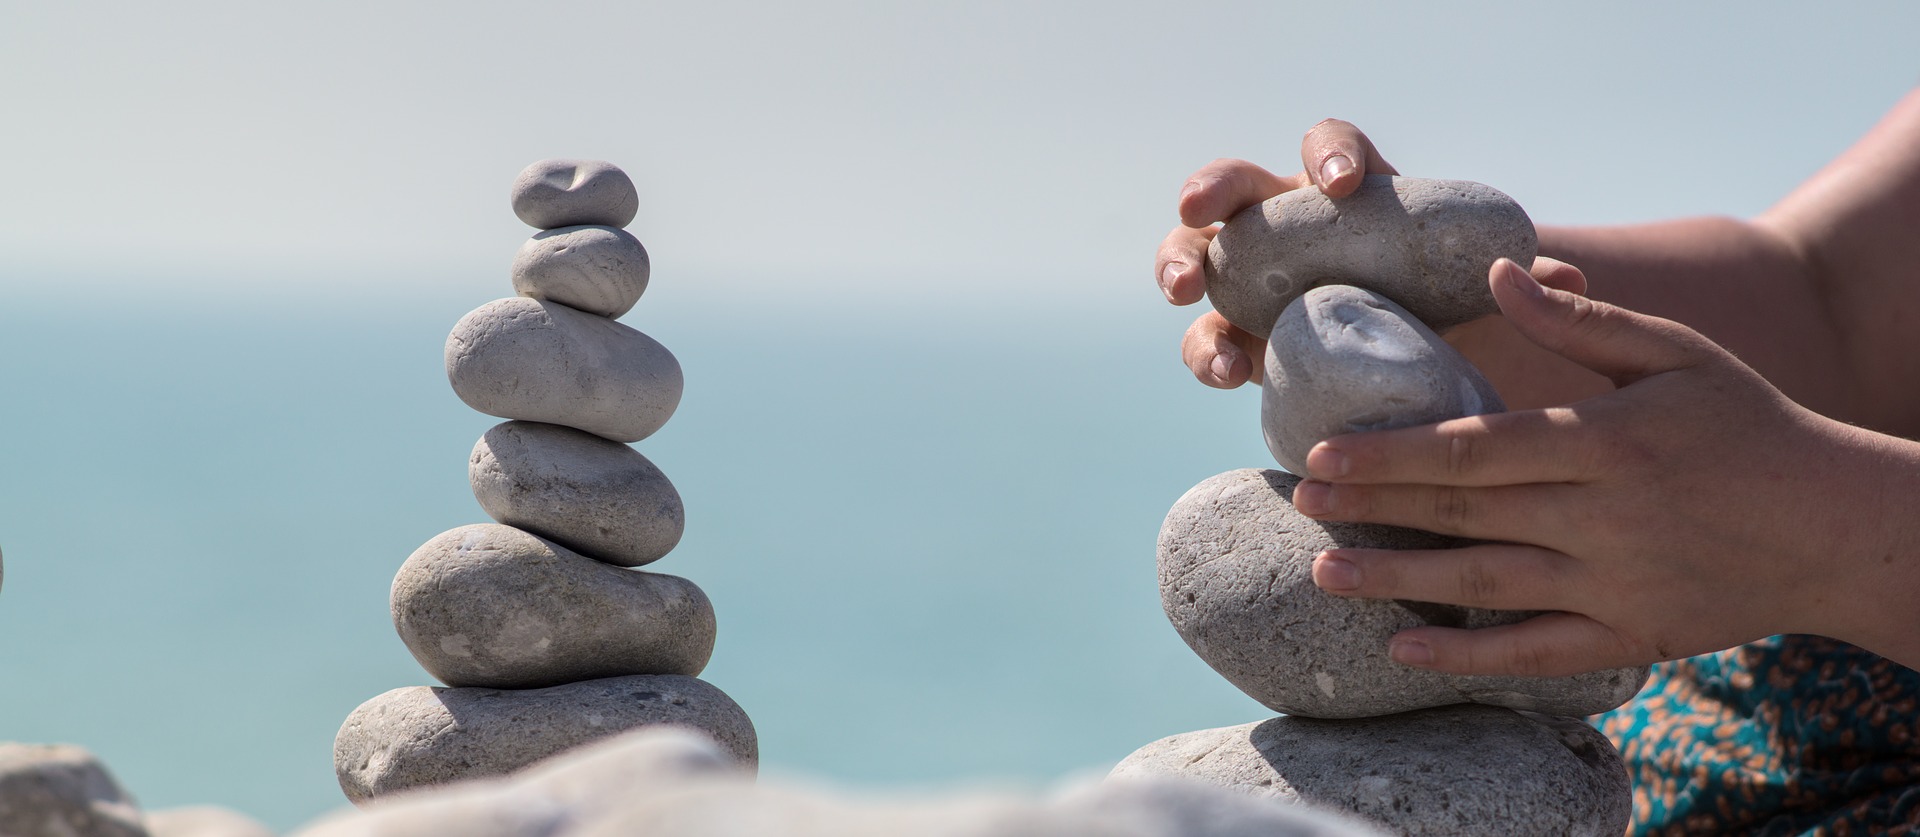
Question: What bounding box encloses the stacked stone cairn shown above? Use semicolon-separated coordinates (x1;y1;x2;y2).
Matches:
332;159;756;804
1110;176;1647;835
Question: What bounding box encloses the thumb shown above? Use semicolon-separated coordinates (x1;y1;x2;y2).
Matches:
1489;258;1716;386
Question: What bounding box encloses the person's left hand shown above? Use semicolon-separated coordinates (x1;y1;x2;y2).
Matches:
1294;258;1920;676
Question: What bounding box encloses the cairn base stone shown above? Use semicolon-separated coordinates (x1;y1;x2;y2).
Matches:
1110;705;1631;837
332;675;756;805
0;743;149;837
470;421;684;568
1160;469;1647;718
1206;175;1536;337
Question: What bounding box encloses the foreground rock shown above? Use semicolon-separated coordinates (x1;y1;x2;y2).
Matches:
510;159;640;230
1160;469;1647;718
446;297;683;443
510;226;650;319
1206;175;1535;337
470;421;684;567
1110;705;1630;837
303;727;1383;837
0;743;148;837
146;806;276;837
333;675;755;804
1263;285;1503;475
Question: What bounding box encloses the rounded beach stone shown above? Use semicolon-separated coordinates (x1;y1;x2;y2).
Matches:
1205;175;1536;337
470;421;684;567
0;743;148;837
1263;285;1503;475
510;226;650;319
510;159;639;230
332;674;756;805
1159;469;1647;718
446;297;682;443
392;524;714;689
1108;706;1630;837
146;806;275;837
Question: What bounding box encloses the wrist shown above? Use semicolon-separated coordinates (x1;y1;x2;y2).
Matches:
1808;420;1920;669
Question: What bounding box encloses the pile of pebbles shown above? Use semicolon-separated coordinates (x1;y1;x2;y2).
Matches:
332;159;756;805
1112;177;1644;835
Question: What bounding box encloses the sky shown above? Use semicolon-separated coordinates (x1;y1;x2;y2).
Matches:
2;1;1917;831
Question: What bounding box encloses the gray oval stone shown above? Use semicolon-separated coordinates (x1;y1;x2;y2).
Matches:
1263;285;1503;475
392;524;714;690
510;226;650;319
0;743;149;837
510;159;639;230
1160;469;1647;718
470;422;684;568
332;674;756;805
1108;706;1630;837
1205;175;1536;337
446;298;682;443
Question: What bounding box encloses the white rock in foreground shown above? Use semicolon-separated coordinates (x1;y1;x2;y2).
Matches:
146;806;276;837
0;742;149;837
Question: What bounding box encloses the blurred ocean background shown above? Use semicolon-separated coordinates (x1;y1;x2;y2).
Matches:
4;2;1918;830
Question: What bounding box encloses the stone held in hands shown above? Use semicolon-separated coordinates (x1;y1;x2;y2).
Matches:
1263;285;1503;475
332;674;757;805
1159;469;1648;718
1109;705;1630;837
471;421;684;568
510;159;639;230
1205;175;1536;337
511;225;651;319
393;524;714;690
446;297;683;443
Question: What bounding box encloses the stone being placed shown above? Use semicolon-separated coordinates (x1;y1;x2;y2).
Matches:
510;160;639;230
470;421;683;567
1109;705;1630;837
446;297;683;443
0;743;149;837
392;524;714;690
1263;285;1504;475
146;806;276;837
1159;469;1648;718
1205;175;1536;338
333;674;757;804
510;226;650;319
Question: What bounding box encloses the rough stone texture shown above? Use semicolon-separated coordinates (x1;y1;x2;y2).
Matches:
470;422;684;568
393;524;713;689
0;743;149;837
305;727;1381;837
1109;706;1631;837
446;297;682;443
1205;175;1536;337
1263;285;1503;475
1160;469;1648;718
510;160;639;230
511;226;650;319
332;675;756;805
146;806;276;837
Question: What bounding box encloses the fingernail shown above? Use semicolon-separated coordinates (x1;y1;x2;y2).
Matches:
1498;258;1544;299
1319;154;1353;188
1208;352;1233;382
1179;180;1201;200
1293;480;1332;515
1161;261;1185;297
1314;553;1361;591
1391;637;1435;666
1306;444;1350;479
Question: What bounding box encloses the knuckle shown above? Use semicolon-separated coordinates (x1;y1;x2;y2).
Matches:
1427;485;1475;531
1442;425;1486;479
1457;559;1502;606
1503;641;1560;678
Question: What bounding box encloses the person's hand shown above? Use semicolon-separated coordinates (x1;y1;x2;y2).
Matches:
1293;258;1920;675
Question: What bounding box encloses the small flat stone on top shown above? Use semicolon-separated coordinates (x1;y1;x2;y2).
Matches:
511;159;639;230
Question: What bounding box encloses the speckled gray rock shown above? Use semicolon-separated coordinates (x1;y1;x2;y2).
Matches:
510;160;639;230
393;524;713;689
470;422;683;568
1263;285;1503;475
511;226;650;319
0;743;149;837
146;806;275;837
1109;706;1630;837
446;297;683;443
1160;469;1647;718
332;675;756;805
1206;175;1536;337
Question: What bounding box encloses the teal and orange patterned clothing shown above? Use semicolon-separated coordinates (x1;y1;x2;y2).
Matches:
1595;635;1920;835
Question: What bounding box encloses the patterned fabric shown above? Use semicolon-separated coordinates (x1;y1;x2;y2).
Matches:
1595;635;1920;835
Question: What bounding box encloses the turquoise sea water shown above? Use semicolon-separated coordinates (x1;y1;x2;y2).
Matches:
0;274;1277;830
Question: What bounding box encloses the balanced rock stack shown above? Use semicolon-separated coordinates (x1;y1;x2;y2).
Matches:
333;159;756;805
1112;176;1645;835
